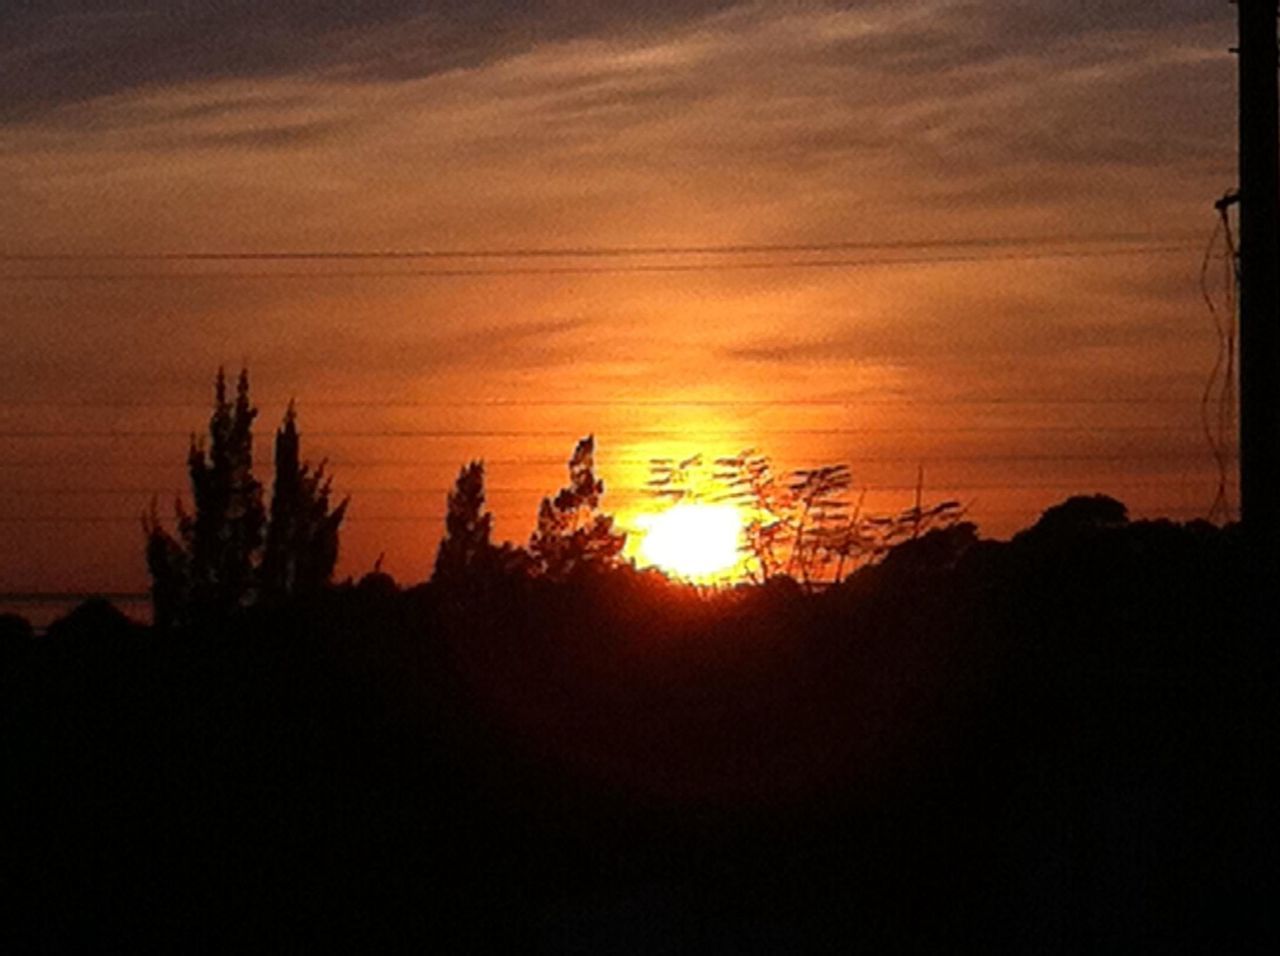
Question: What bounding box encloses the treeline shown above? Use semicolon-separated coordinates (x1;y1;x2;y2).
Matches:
139;369;968;629
138;369;638;625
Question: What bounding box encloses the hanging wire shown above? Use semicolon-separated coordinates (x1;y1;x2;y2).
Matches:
1201;192;1239;523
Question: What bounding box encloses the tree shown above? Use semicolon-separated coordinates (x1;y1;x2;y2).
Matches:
260;402;349;602
1014;494;1129;545
433;460;494;583
653;450;965;589
144;370;345;625
529;435;626;579
143;508;190;628
713;450;794;581
785;464;853;586
178;367;264;619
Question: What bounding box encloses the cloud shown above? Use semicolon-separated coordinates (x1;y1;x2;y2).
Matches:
2;2;1229;126
0;1;1237;388
1;0;1233;221
0;0;742;122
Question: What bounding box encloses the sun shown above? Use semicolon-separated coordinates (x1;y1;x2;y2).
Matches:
636;502;744;582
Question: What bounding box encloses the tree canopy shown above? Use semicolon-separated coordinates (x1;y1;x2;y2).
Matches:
529;435;626;580
144;370;346;626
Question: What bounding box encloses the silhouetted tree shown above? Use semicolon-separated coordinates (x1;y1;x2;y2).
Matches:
143;507;190;627
710;450;854;585
433;460;494;583
714;451;794;581
651;450;966;588
646;454;706;503
859;502;967;563
144;370;344;625
876;521;979;578
786;464;853;586
261;402;349;602
1014;494;1129;545
530;435;626;579
178;367;265;617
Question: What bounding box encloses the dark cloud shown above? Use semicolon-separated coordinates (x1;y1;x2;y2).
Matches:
2;2;1231;125
0;0;741;121
823;3;1227;86
818;1;1226;74
978;1;1224;40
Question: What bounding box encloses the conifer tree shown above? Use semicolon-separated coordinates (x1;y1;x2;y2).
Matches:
261;402;349;601
143;370;346;625
178;368;265;617
433;460;494;583
530;435;626;579
143;503;190;628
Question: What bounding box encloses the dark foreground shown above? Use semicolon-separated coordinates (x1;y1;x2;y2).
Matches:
1;508;1274;953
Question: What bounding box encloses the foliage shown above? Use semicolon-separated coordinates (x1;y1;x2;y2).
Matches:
784;463;855;586
1013;493;1128;544
142;510;190;629
143;370;346;626
261;402;349;602
433;460;495;583
186;367;266;615
647;450;966;589
529;435;626;579
646;454;711;504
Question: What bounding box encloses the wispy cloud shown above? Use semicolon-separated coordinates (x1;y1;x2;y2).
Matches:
0;1;1235;416
0;1;742;121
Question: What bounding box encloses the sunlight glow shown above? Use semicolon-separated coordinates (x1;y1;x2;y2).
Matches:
637;502;744;581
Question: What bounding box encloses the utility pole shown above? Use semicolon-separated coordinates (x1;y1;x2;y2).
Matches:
1237;0;1280;546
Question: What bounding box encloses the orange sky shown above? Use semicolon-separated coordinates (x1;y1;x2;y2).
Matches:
0;2;1240;614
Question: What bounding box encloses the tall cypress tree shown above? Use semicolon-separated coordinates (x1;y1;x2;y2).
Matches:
178;368;265;618
261;402;348;601
433;460;494;583
144;370;345;626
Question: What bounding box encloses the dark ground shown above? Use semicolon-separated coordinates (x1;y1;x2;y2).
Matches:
1;506;1274;953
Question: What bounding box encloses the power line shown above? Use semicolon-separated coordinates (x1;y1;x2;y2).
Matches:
0;457;592;467
0;397;1211;408
0;425;1218;438
0;503;1220;525
0;452;1234;467
0;244;1199;283
0;231;1205;263
1;477;1224;496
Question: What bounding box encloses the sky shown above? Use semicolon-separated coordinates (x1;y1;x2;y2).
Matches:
0;1;1241;611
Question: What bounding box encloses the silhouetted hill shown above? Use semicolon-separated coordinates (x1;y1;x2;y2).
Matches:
1;506;1273;953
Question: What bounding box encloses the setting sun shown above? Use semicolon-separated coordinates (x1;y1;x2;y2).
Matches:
636;502;744;581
